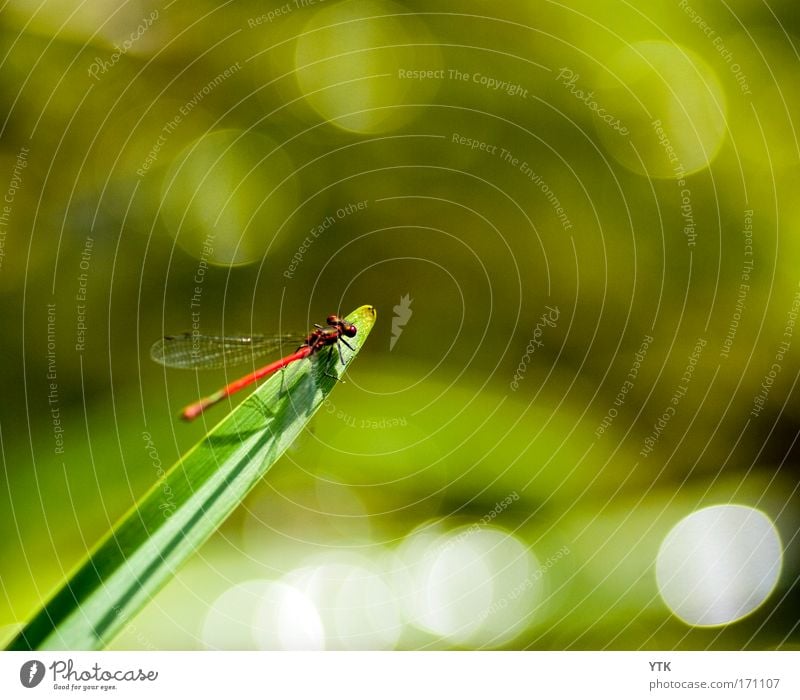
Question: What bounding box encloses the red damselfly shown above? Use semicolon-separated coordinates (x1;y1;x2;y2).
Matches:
150;315;357;421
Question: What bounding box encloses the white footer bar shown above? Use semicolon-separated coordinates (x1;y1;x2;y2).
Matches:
1;651;797;699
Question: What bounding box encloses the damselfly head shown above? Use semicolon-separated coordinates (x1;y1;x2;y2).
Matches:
327;314;357;337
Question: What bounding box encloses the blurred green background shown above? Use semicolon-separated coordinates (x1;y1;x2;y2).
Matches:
1;0;799;649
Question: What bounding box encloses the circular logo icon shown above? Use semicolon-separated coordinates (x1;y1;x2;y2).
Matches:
20;660;45;688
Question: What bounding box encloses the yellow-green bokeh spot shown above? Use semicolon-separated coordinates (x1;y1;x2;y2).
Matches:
294;0;442;134
594;41;727;179
160;129;297;266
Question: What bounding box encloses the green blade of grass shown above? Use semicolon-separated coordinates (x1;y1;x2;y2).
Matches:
8;305;377;650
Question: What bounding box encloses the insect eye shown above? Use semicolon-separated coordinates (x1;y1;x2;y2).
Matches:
343;324;357;337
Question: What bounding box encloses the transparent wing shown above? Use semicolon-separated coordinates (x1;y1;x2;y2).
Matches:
150;332;300;370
